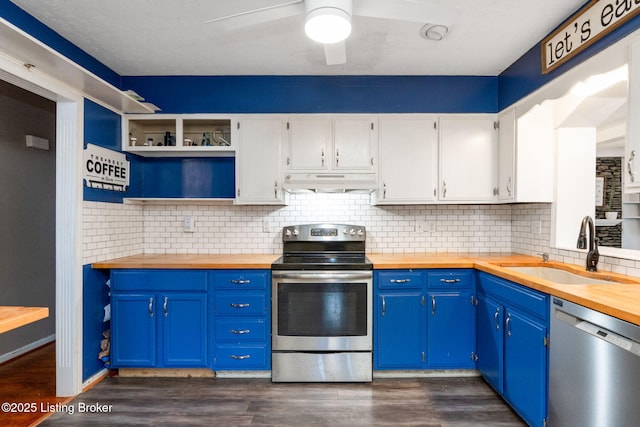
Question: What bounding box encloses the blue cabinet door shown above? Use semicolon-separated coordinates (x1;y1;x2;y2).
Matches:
504;309;548;427
111;293;157;367
375;292;426;369
476;294;503;393
161;292;208;367
427;290;475;368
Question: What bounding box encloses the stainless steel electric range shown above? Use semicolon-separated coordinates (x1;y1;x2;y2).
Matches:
271;223;373;382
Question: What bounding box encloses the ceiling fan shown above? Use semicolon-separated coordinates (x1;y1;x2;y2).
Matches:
205;0;455;66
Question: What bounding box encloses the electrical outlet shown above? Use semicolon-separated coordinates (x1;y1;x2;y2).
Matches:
531;219;542;235
183;216;195;233
416;220;436;233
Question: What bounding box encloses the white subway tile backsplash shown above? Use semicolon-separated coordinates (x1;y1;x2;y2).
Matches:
81;196;640;278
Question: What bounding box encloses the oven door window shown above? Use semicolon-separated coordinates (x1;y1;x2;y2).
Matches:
277;282;367;336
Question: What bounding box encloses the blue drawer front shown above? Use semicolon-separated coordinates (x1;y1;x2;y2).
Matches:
213;271;268;290
428;270;474;289
215;345;268;369
215;318;267;342
377;271;424;289
215;293;266;316
478;272;548;321
111;270;208;292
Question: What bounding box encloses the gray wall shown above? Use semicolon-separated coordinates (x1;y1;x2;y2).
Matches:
0;80;56;357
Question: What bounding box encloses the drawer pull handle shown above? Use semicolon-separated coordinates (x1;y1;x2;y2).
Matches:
230;279;251;285
390;279;411;284
148;297;154;317
230;354;251;360
230;329;251;335
229;303;250;308
163;296;168;317
440;278;461;283
494;309;500;330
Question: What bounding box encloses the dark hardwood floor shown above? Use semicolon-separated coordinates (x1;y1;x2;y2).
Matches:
40;375;525;426
0;342;70;427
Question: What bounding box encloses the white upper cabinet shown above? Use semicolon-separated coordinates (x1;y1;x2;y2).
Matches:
285;115;377;173
235;117;287;205
497;108;516;202
333;117;377;171
439;115;499;202
375;116;438;204
286;116;331;170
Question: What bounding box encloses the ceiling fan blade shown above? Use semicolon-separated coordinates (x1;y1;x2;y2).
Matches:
324;41;347;66
205;0;304;31
354;0;457;24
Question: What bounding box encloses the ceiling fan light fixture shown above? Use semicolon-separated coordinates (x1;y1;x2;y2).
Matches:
305;1;352;44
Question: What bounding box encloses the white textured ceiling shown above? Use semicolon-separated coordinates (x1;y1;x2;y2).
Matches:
10;0;586;76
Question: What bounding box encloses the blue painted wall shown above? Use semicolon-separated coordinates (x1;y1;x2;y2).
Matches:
498;5;640;110
120;75;498;114
83;99;144;203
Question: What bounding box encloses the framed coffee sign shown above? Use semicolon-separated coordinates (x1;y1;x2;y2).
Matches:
542;0;640;74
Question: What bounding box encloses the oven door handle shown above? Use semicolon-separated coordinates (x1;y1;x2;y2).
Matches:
272;271;373;281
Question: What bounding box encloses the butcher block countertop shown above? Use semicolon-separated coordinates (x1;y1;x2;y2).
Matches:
91;253;279;269
93;253;640;326
0;306;49;334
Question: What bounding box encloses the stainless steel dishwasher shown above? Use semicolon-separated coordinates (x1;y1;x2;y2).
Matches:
549;297;640;427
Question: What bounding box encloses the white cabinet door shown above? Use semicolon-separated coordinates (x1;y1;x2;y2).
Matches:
439;115;498;202
498;108;516;202
333;117;377;171
236;117;286;204
377;116;438;204
627;39;640;192
286;117;331;170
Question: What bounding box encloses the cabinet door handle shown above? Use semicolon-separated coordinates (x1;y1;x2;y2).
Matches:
230;329;251;335
630;150;637;182
230;354;251;360
431;295;436;315
383;182;387;199
506;314;512;336
148;297;154;317
229;303;250;308
230;279;251;285
163;296;168;317
274;181;278;199
440;278;461;284
381;296;386;316
336;148;339;167
321;148;325;167
390;279;411;284
442;181;447;198
506;176;512;196
494;309;500;330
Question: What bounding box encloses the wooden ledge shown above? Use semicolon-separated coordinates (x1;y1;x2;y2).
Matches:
0;306;49;334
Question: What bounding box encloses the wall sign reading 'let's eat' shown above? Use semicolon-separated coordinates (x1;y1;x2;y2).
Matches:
542;0;640;74
83;143;130;191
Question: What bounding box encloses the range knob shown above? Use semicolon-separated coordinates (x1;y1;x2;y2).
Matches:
292;228;299;236
349;228;356;236
285;229;292;237
357;228;364;236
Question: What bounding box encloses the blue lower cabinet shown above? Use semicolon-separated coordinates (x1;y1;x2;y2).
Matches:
161;293;208;367
211;270;271;370
111;293;157;367
110;270;208;369
426;290;476;368
476;272;549;427
375;291;427;369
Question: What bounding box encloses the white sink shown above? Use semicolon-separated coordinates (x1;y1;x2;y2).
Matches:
505;266;620;285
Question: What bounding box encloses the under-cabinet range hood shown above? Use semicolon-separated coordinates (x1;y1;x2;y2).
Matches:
283;173;377;193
